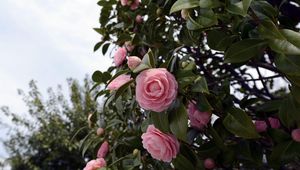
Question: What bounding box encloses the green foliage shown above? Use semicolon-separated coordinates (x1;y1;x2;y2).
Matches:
1;78;99;170
87;0;300;169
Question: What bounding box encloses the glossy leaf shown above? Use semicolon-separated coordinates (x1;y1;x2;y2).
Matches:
224;39;267;63
169;102;188;141
223;107;260;139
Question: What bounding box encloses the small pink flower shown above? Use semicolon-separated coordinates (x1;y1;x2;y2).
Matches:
204;158;216;169
141;125;180;162
124;41;135;52
96;128;105;136
135;68;178;112
135;15;143;23
97;141;109;158
83;158;106;170
127;56;142;70
255;120;267;133
130;0;140;10
187;101;211;129
292;128;300;142
268;117;280;129
114;47;127;67
120;0;128;6
107;74;132;91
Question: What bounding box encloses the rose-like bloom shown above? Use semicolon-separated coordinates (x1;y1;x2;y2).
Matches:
114;47;127;67
268;117;280;129
135;15;143;23
255;120;267;133
124;41;135;52
130;0;140;10
107;74;132;91
181;9;189;20
187;101;211;129
127;56;142;70
136;68;178;112
97;141;109;158
292;128;300;142
204;158;216;169
83;158;106;170
141;125;180;162
96;128;105;136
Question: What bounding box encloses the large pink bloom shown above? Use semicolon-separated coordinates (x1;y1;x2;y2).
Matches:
114;47;127;67
107;74;132;90
187;101;211;129
141;125;180;162
135;68;178;112
97;141;109;158
292;128;300;142
83;158;106;170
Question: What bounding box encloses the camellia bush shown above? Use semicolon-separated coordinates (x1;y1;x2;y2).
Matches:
81;0;300;169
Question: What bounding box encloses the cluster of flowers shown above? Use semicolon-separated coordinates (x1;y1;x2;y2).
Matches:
84;0;300;169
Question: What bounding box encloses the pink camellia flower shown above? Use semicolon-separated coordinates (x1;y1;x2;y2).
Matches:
130;0;140;10
114;47;127;67
135;15;143;23
255;120;267;133
268;117;280;129
96;128;105;136
135;68;178;112
124;41;135;52
97;141;109;158
204;158;216;169
292;128;300;142
127;56;141;70
83;158;106;170
187;101;211;129
141;125;180;162
107;74;132;91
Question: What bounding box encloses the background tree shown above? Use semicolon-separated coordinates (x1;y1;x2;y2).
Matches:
0;77;100;170
85;0;300;169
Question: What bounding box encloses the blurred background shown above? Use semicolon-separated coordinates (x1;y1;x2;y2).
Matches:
0;0;111;169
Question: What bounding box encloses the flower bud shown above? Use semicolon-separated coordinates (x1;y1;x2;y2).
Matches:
292;128;300;142
135;15;143;23
255;120;267;133
132;149;139;156
181;9;189;20
268;117;280;129
96;128;105;136
204;158;215;169
97;141;109;158
127;56;142;70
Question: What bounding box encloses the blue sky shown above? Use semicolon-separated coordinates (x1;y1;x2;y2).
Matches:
0;0;112;158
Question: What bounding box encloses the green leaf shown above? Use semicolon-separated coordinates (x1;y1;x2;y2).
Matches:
149;112;170;133
278;95;300;128
207;30;238;51
186;9;218;30
223;107;260;139
268;129;290;144
102;43;110;56
226;0;253;16
291;85;300;104
259;21;300;55
170;0;221;13
114;79;134;100
191;76;209;94
94;41;104;52
170;0;200;14
172;154;195;170
92;71;103;83
224;39;267;63
275;54;300;76
250;0;278;20
133;49;156;73
269;141;300;169
169;102;188;141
